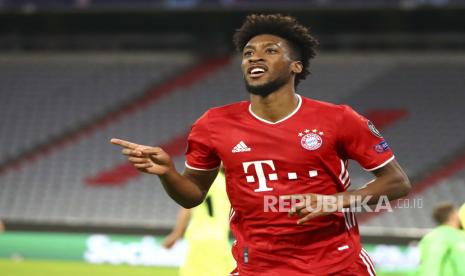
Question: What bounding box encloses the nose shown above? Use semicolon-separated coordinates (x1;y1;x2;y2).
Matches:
248;54;264;63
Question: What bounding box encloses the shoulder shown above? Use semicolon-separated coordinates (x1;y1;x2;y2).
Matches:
195;101;248;123
192;101;248;128
301;96;356;121
303;96;348;112
207;101;249;118
421;227;449;245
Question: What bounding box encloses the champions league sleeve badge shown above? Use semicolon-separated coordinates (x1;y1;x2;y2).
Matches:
367;121;383;138
298;129;323;151
374;140;390;153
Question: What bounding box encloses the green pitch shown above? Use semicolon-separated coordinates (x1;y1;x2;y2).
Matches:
0;259;414;276
0;259;178;276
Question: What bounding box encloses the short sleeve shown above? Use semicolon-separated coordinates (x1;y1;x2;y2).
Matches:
185;111;221;171
339;105;394;171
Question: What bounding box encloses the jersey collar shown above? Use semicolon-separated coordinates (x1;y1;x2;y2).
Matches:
248;94;302;125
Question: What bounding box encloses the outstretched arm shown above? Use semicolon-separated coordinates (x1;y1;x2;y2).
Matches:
111;138;218;208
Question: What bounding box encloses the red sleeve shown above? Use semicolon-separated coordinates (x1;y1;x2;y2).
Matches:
338;105;394;171
185;111;221;171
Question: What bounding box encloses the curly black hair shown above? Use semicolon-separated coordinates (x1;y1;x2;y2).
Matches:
233;14;319;87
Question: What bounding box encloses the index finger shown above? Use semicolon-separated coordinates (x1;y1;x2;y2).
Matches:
110;138;140;150
297;211;324;225
289;203;307;217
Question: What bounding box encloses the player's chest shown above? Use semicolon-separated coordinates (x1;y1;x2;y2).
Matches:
211;121;337;167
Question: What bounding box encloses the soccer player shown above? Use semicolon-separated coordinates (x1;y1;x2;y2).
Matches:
162;168;234;276
111;14;411;275
418;202;465;276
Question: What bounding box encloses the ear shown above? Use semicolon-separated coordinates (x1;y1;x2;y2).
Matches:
291;61;303;74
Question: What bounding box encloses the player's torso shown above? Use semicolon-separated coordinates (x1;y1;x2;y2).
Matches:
208;97;349;228
205;97;361;273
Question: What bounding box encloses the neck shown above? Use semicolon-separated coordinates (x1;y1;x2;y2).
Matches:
443;220;459;229
249;82;299;123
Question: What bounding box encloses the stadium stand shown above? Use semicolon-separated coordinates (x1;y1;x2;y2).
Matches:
0;52;464;230
344;54;465;186
84;54;396;186
0;53;194;166
364;164;465;228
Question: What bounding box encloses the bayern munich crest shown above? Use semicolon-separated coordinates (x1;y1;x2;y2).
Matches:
299;129;323;151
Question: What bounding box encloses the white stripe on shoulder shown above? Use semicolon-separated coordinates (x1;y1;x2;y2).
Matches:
185;162;220;171
364;156;395;171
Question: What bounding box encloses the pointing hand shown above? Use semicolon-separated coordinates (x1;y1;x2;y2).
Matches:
110;138;174;176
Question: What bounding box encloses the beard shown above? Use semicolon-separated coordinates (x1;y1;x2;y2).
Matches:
245;75;289;97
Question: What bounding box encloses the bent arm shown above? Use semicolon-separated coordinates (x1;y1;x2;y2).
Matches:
340;159;411;206
289;159;411;224
159;167;219;208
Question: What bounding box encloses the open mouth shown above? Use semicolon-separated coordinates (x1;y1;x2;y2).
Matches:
248;65;267;78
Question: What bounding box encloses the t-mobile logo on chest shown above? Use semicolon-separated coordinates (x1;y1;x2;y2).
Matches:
242;160;318;192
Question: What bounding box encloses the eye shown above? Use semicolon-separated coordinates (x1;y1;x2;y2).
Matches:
266;48;277;54
243;50;253;57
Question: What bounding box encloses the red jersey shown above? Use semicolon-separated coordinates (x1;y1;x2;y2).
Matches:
185;95;393;275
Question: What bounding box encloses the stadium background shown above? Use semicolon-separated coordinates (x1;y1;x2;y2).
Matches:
1;0;465;275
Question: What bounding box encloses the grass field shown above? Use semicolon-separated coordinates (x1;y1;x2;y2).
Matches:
0;259;414;276
0;259;178;276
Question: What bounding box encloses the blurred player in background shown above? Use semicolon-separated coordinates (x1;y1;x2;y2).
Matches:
162;167;234;276
418;202;465;276
459;203;465;230
111;14;411;275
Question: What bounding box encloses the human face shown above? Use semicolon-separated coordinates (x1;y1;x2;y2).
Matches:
241;34;300;97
